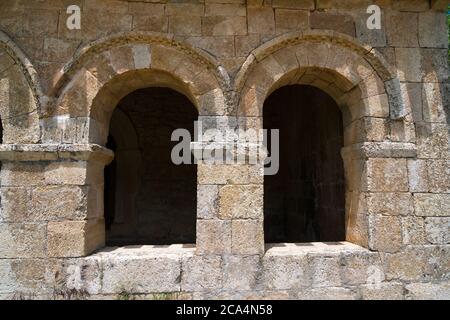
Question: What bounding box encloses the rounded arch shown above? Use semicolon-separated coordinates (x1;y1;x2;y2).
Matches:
45;32;231;144
0;30;43;143
235;30;407;122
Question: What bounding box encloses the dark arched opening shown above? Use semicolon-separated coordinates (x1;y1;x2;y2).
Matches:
263;85;345;243
104;87;198;246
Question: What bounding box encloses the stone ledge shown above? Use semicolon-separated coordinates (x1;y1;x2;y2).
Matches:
265;242;368;256
341;142;417;160
0;144;114;163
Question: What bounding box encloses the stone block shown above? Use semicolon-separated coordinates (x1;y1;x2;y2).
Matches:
414;193;450;217
47;220;105;258
366;159;409;192
402;216;426;245
297;287;358;300
419;12;448;48
425;217;450;244
368;214;403;253
102;254;181;294
422;82;447;123
222;255;260;291
408;160;429;193
366;192;413;216
165;3;204;16
360;282;404;300
169;16;202;36
340;250;383;286
196;220;231;254
235;34;260;57
309;254;342;288
0;223;46;258
405;282;450;300
275;9;309;32
198;164;263;185
0;187;29;222
29;185;88;221
248;7;275;34
383;247;431;282
0;260;16;293
219;185;263;219
310;12;355;37
132;15;168;33
202;16;247;36
395;48;422;82
205;4;246;16
386;12;419;47
181;255;223;292
231;220;264;255
197;185;220;219
262;252;310;290
427;160;450;193
272;0;315;9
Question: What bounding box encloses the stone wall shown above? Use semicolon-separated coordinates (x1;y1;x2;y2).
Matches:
0;0;448;300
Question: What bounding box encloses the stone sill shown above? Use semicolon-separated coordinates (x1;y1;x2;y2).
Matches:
92;244;196;258
265;242;368;256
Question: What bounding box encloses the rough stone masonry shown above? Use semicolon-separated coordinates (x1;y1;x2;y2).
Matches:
0;0;449;300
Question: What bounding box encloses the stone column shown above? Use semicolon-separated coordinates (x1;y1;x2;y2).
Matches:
0;144;113;259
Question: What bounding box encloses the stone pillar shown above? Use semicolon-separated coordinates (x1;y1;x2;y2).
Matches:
193;139;265;256
0;144;113;259
341;142;417;252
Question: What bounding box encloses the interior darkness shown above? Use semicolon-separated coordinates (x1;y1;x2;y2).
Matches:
104;87;198;246
263;85;345;243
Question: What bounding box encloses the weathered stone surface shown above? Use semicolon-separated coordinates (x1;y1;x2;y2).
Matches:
223;255;260;291
102;254;181;294
386;11;419;47
1;0;448;300
309;254;342;288
366;192;413;216
181;255;223;292
425;218;450;244
262;252;310;290
0;187;29;222
297;287;358;300
202;16;247;36
360;282;404;300
197;185;219;219
196;220;231;254
219;185;263;219
368;214;403;253
414;193;450;217
340;250;383;286
29;186;88;221
422;82;447;122
275;9;309;32
418;12;448;48
47;220;105;258
402;216;426;245
395;48;421;82
198;164;263;185
405;282;450;300
310;12;355;37
231;220;264;255
248;7;275;34
366;159;409;192
427;160;450;193
0;223;46;258
407;160;429;192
